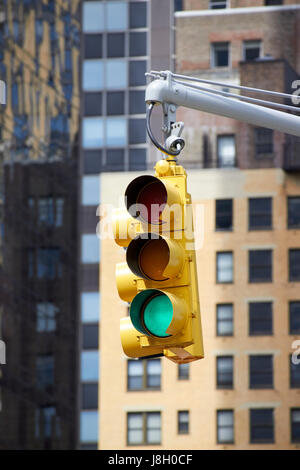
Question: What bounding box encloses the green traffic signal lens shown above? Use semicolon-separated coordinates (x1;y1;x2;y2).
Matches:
143;294;173;337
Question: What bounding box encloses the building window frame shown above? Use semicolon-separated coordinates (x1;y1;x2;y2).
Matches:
217;409;234;444
127;359;161;391
127;411;161;446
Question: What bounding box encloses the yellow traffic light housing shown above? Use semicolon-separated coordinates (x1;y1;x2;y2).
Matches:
113;158;204;364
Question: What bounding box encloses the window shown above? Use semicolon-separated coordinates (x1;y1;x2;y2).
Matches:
217;410;234;444
81;234;100;264
288;197;300;229
129;119;146;144
291;409;300;443
82;324;99;350
217;135;235;167
80;410;99;444
290;356;300;388
178;411;189;434
82;60;104;91
249;197;272;230
106;60;127;90
37;248;62;280
81;383;98;410
106;2;128;31
106;117;127;146
127;359;161;391
80;351;99;382
243;40;261;61
83;60;127;91
289;302;300;334
107;91;125;116
107;33;125;58
82;2;128;33
37;197;64;227
83;2;104;33
127;412;161;445
129;61;146;87
249;355;273;389
130;2;147;28
130;32;147;57
216;199;233;231
250;409;274;444
217;304;233;336
81;292;100;324
265;0;283;5
289;249;300;282
212;42;230;68
255;128;273;156
35;406;59;439
249;302;273;336
84;92;102;116
217;356;233;389
36;355;54;389
84;34;102;59
107;149;125;171
217;252;233;283
249;250;272;283
178;363;190;380
174;0;183;10
210;0;227;8
129;90;146;115
129;149;147;171
82;117;104;148
36;303;58;332
82;175;100;206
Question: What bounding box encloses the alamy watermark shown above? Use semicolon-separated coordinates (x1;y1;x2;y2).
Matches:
0;340;5;365
291;80;300;105
291;340;300;366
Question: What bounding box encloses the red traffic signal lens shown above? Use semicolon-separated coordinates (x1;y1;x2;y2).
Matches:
125;176;167;224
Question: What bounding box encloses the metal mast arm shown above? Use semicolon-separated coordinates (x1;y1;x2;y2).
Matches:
145;71;300;139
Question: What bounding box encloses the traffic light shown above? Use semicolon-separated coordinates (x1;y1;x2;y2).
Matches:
113;158;204;364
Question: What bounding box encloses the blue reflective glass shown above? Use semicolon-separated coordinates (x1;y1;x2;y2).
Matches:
106;60;127;90
83;2;104;33
81;351;99;381
81;292;100;323
83;60;104;91
82;175;100;206
107;2;128;31
82;117;104;148
80;411;99;443
81;234;100;263
106;118;127;147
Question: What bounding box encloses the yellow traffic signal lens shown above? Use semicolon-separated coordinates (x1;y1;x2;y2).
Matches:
139;238;169;281
143;293;173;337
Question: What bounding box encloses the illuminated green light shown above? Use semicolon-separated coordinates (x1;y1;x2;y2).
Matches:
143;294;173;338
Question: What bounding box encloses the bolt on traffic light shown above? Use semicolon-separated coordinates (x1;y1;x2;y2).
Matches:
113;158;204;364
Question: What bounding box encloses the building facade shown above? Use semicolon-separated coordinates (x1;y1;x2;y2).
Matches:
98;0;300;450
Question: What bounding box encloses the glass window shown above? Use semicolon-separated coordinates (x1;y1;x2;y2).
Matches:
174;0;183;10
249;197;272;230
127;412;161;445
291;409;300;443
249;355;273;389
129;148;147;171
129;60;146;86
209;0;227;8
127;413;143;445
107;2;128;31
84;150;103;174
107;33;125;58
147;359;161;389
127;359;161;391
212;42;229;67
81;292;100;324
84;92;102;116
81;234;100;264
178;411;189;434
289;302;300;334
216;199;232;231
36;355;54;388
217;410;234;444
243;40;261;61
217;252;233;283
36;302;58;332
106;117;127;147
290;356;300;388
82;60;104;91
107;91;125;116
83;324;99;350
289;249;300;282
255;128;273;155
265;0;283;5
106;149;125;171
83;2;104;33
82;117;104;148
250;409;274;443
130;2;147;28
129;90;146;115
178;363;190;380
84;34;103;59
217;135;235;167
129;119;146;144
128;360;143;390
82;175;100;206
217;304;233;336
35;406;59;439
80;410;99;443
81;351;99;381
249;249;272;283
37;248;61;280
130;32;147;57
106;60;127;90
249;302;273;336
288;197;300;228
217;356;233;389
38;197;54;225
82;383;98;410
